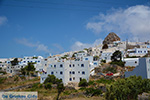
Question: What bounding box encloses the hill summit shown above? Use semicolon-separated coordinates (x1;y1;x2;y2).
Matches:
103;32;120;44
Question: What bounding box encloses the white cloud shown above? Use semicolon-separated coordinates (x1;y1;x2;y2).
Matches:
0;16;7;26
15;38;50;53
15;38;37;47
53;43;64;52
86;5;150;41
36;44;49;52
71;38;103;51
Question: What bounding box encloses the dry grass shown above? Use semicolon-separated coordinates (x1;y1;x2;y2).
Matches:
0;76;40;90
64;96;105;100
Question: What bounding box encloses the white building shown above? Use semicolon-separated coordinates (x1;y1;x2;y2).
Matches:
123;58;139;67
19;56;44;65
127;48;148;57
6;64;26;75
40;60;92;85
100;47;125;63
88;47;100;56
125;57;150;79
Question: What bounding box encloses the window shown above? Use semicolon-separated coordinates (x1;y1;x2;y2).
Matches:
51;72;54;75
69;78;72;81
69;71;71;74
45;64;47;66
54;65;56;68
72;71;75;74
80;77;82;81
60;71;63;75
78;71;80;73
85;58;88;60
135;61;137;64
73;64;75;67
60;64;63;67
24;61;26;63
69;64;71;67
82;71;85;75
38;61;40;63
73;77;75;80
94;63;97;65
81;64;84;67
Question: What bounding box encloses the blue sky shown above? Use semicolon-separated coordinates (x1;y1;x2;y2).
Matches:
0;0;149;58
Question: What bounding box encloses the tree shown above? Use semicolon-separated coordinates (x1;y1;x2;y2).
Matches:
20;62;35;77
43;75;65;99
111;50;122;62
102;44;108;49
78;79;88;87
11;58;19;66
110;50;125;67
44;83;52;90
56;82;65;100
44;74;56;84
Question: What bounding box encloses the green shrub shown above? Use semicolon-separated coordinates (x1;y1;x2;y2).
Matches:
63;91;71;95
110;61;125;67
0;71;6;74
79;87;86;91
96;78;114;84
0;77;6;84
14;76;19;81
88;80;95;86
85;88;102;97
78;79;88;87
20;76;26;80
44;83;52;90
103;67;117;73
38;84;43;88
105;76;150;100
101;59;106;63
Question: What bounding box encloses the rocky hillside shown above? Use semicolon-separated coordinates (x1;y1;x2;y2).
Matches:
103;32;120;44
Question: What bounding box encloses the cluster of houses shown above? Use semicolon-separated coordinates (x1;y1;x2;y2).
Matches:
1;36;150;86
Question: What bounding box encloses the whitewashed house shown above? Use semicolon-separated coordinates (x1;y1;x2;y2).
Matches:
40;60;93;85
123;58;139;67
19;56;44;65
127;48;148;57
125;57;150;79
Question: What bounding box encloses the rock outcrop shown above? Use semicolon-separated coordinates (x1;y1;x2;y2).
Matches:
103;32;120;44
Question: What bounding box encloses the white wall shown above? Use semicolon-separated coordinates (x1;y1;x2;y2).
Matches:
40;60;91;85
124;58;139;67
125;57;150;79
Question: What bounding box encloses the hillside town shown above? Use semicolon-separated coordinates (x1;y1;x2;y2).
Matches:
0;32;150;83
1;32;150;99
